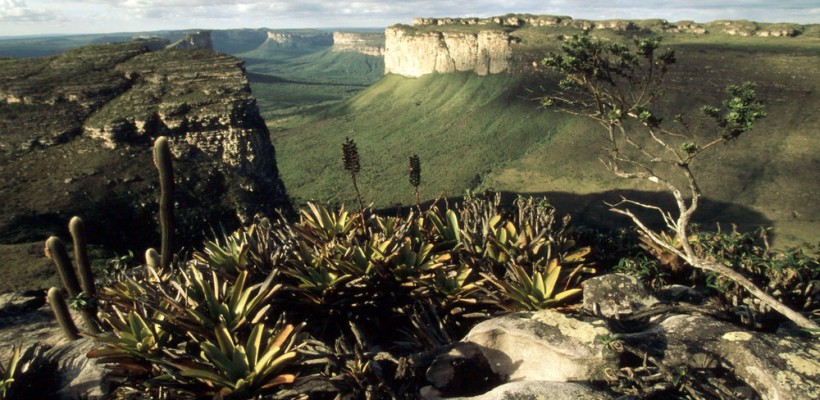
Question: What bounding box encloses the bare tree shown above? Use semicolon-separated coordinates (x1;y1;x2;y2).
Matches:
540;34;818;330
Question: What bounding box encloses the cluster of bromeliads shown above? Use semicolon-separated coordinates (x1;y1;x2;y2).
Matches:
0;135;810;400
18;137;599;399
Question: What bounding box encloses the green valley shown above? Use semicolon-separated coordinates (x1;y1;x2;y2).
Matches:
268;27;819;247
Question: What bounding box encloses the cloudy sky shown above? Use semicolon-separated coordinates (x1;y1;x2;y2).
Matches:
1;0;818;37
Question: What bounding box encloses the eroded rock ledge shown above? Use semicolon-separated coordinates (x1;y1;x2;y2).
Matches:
0;33;289;254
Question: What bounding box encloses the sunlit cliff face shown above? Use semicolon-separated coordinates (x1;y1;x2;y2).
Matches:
384;27;512;78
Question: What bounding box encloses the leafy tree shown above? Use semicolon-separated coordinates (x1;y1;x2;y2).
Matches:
540;34;817;330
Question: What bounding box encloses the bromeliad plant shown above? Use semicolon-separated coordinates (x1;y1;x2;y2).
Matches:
166;322;304;398
484;248;594;311
168;268;279;333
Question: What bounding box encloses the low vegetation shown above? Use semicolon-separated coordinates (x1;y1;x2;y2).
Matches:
0;128;813;398
272;31;819;248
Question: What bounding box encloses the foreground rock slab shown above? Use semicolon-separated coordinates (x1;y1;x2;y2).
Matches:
462;310;614;382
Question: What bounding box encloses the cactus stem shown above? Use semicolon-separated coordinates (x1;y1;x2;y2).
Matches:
47;287;80;341
45;236;81;298
153;136;175;270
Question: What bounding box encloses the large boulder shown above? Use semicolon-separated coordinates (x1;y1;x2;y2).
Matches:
423;273;818;399
461;310;615;382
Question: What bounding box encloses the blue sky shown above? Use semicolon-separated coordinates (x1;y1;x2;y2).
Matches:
1;0;818;37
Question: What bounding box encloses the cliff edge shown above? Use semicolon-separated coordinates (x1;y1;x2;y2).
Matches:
0;36;289;290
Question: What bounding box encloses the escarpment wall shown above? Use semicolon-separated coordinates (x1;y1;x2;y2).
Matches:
384;27;513;77
332;32;385;56
385;15;818;78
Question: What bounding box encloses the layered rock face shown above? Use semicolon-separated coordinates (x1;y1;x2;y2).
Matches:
82;47;288;221
384;27;513;77
0;36;289;278
332;32;385;56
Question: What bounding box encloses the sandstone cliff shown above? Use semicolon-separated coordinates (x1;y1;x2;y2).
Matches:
384;27;513;77
0;39;289;288
332;32;385;56
386;14;818;77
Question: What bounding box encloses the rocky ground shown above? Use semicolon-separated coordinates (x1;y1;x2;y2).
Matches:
0;274;815;399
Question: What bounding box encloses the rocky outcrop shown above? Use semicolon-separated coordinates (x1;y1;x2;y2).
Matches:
712;20;759;36
424;274;819;399
83;48;288;222
666;20;708;34
462;311;615;382
166;30;213;50
384;27;513;77
0;39;290;276
332;31;385;56
582;273;659;318
755;23;802;37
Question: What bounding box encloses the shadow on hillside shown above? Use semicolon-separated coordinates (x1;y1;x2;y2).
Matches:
381;189;774;240
246;71;372;88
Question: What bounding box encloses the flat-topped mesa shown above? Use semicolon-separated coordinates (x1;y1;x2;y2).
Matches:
384;27;514;78
264;31;333;47
387;15;817;78
166;31;213;50
332;32;385;56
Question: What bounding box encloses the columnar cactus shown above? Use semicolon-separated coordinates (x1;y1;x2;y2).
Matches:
47;287;80;341
45;231;101;335
45;236;81;298
145;248;161;269
69;216;95;298
153;136;175;270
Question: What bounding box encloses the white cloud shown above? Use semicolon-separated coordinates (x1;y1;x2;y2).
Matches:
0;0;58;22
2;1;818;36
